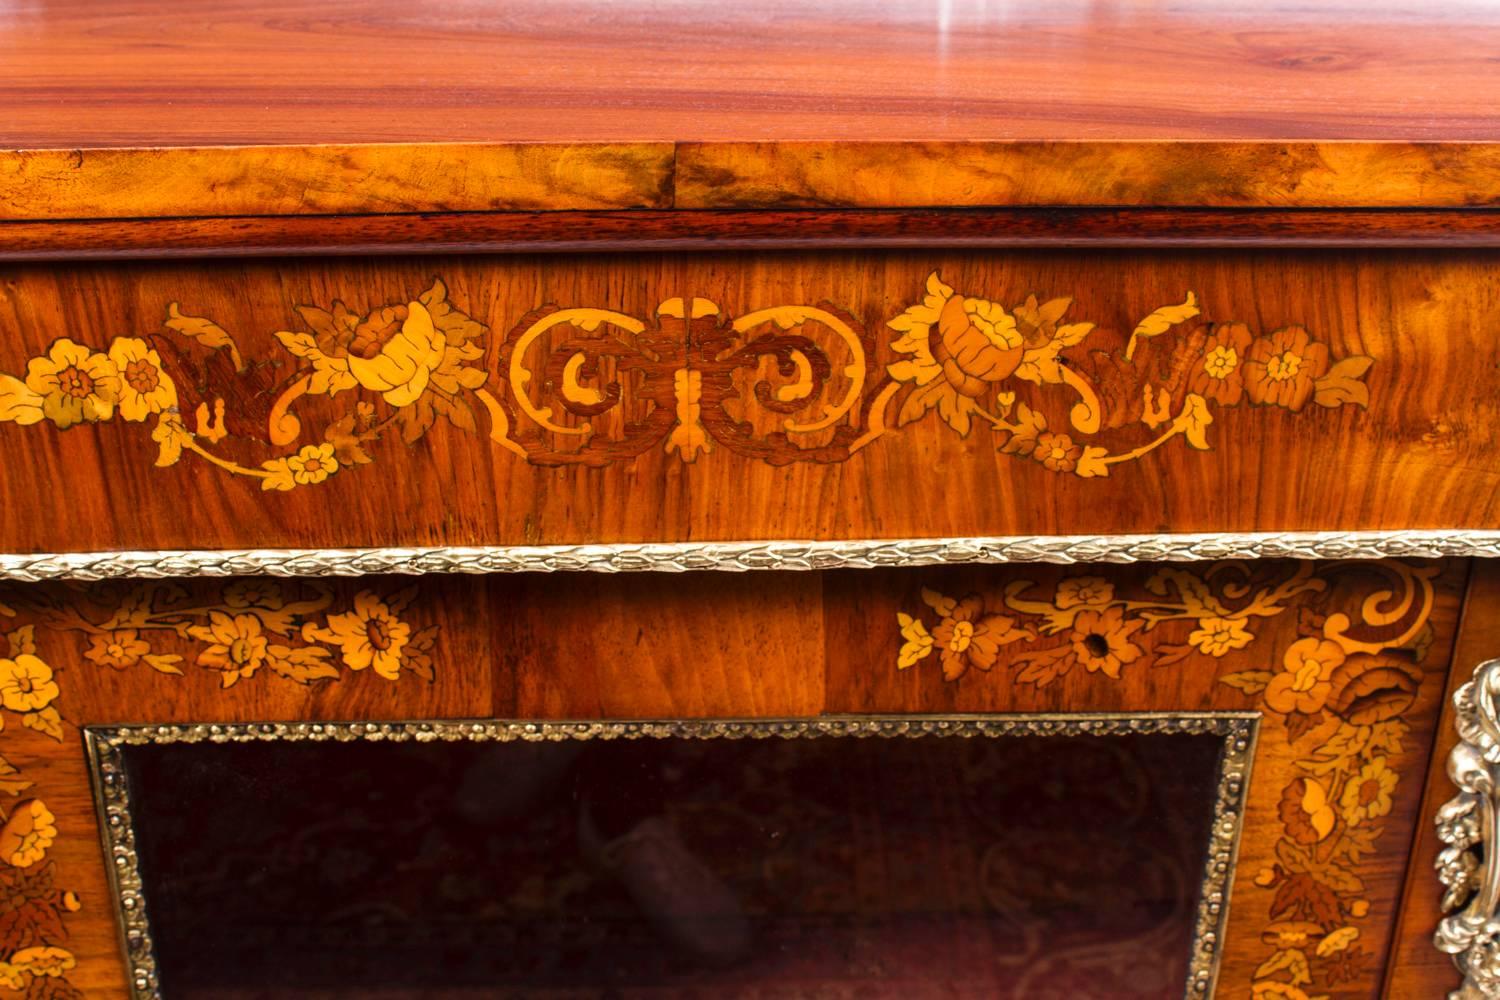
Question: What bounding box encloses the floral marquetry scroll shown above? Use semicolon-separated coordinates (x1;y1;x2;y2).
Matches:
0;581;442;997
0;273;1373;486
896;559;1438;1000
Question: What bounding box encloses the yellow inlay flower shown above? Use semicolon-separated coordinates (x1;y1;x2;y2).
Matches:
107;337;177;422
24;339;119;428
0;800;57;868
1204;345;1239;379
1068;606;1144;679
1188;616;1255;657
346;300;446;407
925;595;1031;681
290;443;338;485
188;611;270;687
1340;756;1398;827
1192;323;1254;406
0;655;58;713
1245;326;1330;412
1264;637;1345;716
309;592;412;680
1053;576;1114;610
84;629;150;670
932;294;1024;397
260;443;341;492
1032;431;1082;473
10;946;75;978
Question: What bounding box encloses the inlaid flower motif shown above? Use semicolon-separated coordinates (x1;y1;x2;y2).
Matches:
274;281;487;430
931;294;1024;398
1032;431;1082;472
929;596;1030;681
107;337;177;422
306;592;413;680
886;274;1030;436
187;611;270;687
24;339;119;428
1067;606;1144;679
9;945;75;978
260;443;341;491
0;800;57;867
1188;616;1255;657
1189;322;1253;406
1264;638;1345;715
1053;576;1114;610
1245;327;1330;412
290;443;338;485
1340;757;1397;827
84;629;150;670
1279;777;1337;844
345;301;447;407
0;656;58;713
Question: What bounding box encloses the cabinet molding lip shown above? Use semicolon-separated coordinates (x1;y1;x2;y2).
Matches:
1;530;1498;580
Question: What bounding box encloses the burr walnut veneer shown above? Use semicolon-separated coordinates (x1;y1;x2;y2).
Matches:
3;1;1500;998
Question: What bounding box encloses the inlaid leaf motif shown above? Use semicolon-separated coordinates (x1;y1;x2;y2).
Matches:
1313;355;1374;408
1254;947;1312;986
164;303;244;371
1125;292;1199;360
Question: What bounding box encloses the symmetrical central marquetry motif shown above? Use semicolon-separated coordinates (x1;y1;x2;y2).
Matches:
0;274;1373;487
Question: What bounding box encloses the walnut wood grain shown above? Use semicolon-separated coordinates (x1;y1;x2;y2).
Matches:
823;560;1465;998
6;0;1500;146
4;2;1500;218
9;560;1459;998
675;142;1500;210
2;250;1498;554
10;209;1500;261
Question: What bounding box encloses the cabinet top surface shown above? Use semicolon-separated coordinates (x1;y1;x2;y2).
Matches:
6;0;1500;147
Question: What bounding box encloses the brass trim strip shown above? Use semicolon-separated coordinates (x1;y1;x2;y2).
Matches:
87;713;1257;1000
6;530;1500;580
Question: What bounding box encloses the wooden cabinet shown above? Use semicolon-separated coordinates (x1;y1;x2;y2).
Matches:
4;1;1500;996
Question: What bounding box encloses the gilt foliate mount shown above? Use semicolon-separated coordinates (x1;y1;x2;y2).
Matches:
0;274;1373;485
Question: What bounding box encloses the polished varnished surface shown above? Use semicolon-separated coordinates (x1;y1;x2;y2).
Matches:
5;1;1500;218
0;250;1496;554
6;0;1500;146
2;560;1458;997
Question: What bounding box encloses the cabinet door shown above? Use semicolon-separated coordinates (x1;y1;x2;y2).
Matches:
0;558;1461;997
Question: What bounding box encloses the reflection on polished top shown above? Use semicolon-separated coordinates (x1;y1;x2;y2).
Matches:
4;0;1500;146
5;0;1500;219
